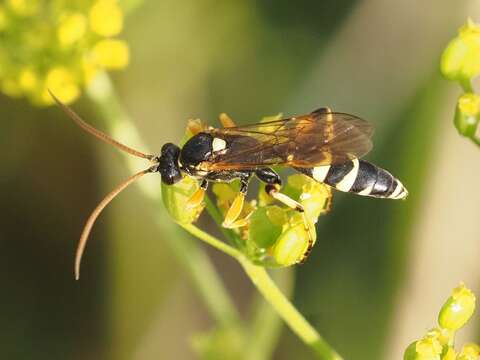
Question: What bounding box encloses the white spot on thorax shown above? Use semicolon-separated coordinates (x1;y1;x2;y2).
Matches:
212;137;227;152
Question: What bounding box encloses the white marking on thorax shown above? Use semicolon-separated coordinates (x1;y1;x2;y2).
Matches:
312;165;331;182
335;158;359;192
212;137;227;152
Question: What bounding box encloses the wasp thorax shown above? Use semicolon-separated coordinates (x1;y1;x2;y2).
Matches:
179;133;213;171
159;143;182;185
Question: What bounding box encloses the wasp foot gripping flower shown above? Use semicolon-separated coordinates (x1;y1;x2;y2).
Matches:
0;0;129;106
441;18;480;85
404;283;478;360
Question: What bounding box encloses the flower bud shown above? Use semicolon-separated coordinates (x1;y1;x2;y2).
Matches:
404;337;443;360
89;0;123;37
93;39;130;70
441;19;480;82
454;93;480;137
438;283;476;330
272;216;311;266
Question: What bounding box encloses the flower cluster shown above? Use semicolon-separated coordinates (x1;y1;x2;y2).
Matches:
162;115;332;267
0;0;129;106
404;283;478;360
441;19;480;145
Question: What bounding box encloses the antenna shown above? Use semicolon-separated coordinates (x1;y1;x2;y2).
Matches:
74;166;156;280
49;90;155;161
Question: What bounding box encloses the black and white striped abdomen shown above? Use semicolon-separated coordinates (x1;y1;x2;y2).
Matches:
295;159;408;199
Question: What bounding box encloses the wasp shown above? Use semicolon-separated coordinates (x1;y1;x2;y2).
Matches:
50;93;408;279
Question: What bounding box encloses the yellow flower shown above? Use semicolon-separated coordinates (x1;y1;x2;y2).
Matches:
18;68;39;93
441;18;480;82
458;93;480;117
438;283;476;331
93;39;130;70
0;6;8;31
7;0;39;17
454;93;480;137
0;0;129;106
89;0;123;37
459;343;480;360
42;67;80;105
58;13;87;47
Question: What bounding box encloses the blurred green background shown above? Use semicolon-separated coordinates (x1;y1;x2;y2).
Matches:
2;0;480;359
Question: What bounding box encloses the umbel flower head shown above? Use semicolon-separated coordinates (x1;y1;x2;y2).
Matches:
0;0;129;106
404;283;478;360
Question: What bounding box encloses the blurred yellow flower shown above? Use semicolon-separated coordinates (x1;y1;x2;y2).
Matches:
58;13;88;47
441;18;480;82
0;0;130;106
7;0;39;16
93;39;130;69
42;67;80;105
89;0;124;37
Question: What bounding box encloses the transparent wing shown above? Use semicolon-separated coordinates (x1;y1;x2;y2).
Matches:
206;111;374;170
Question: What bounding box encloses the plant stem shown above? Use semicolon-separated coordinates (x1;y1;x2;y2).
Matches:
182;222;343;360
240;259;343;360
85;71;240;327
460;79;474;93
245;268;293;360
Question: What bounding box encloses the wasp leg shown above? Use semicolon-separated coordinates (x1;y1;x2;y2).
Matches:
256;168;315;263
222;176;252;229
219;113;236;128
186;179;208;209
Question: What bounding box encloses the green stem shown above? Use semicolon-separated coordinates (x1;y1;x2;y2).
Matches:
470;135;480;147
182;222;343;360
245;269;293;360
460;79;474;93
240;260;343;360
85;71;240;327
179;223;242;259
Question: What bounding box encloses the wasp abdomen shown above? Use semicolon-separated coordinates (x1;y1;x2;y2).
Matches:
296;160;408;200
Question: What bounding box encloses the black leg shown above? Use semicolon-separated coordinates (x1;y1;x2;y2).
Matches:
255;168;314;263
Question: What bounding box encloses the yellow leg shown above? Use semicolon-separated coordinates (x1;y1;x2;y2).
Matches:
222;193;245;228
186;185;206;209
219;113;236;128
186;119;207;136
266;184;315;263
